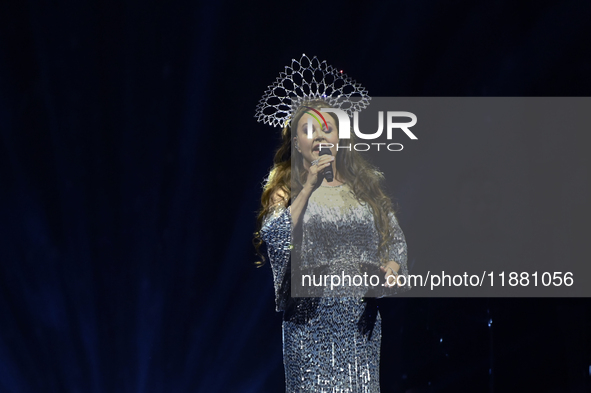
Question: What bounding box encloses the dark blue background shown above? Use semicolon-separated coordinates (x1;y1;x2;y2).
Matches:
1;0;590;392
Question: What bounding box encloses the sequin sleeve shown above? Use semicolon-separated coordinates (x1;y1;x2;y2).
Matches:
386;212;411;294
260;204;292;312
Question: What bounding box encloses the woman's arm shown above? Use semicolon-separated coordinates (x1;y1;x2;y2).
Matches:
259;181;323;311
259;155;334;309
289;185;312;229
290;154;334;228
260;198;292;312
381;212;411;293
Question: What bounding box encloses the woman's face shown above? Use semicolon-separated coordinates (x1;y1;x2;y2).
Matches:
294;112;339;165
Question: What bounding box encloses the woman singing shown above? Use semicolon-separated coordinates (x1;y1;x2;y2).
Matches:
254;55;410;393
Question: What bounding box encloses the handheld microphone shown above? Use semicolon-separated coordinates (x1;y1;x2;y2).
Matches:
318;147;334;182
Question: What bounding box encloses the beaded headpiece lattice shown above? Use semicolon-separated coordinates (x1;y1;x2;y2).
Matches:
255;54;371;128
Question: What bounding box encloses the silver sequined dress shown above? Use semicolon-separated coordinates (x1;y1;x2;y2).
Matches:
260;183;410;393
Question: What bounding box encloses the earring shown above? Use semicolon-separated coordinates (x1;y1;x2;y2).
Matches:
294;140;301;152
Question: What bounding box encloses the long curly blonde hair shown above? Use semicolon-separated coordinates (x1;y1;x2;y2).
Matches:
253;100;398;266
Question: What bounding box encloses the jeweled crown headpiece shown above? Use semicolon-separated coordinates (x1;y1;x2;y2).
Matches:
255;54;371;128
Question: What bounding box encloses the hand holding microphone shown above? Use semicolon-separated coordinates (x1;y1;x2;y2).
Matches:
304;147;334;190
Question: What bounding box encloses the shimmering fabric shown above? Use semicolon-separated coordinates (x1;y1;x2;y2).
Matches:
260;183;409;393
